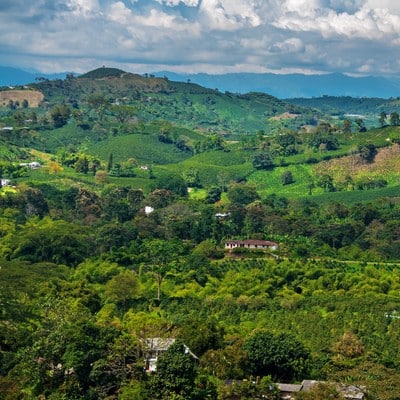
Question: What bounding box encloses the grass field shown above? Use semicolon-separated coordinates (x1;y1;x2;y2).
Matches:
87;134;192;165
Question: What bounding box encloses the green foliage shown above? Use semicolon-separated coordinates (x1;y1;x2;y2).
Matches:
50;104;71;128
149;340;197;400
252;151;274;170
4;217;91;265
295;382;344;400
217;377;280;400
358;143;377;163
205;186;222;203
281;170;294;185
2;70;400;400
244;331;311;381
79;67;126;79
227;182;259;205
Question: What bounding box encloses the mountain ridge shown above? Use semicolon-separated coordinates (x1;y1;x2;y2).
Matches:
0;66;68;87
152;71;400;99
2;65;400;98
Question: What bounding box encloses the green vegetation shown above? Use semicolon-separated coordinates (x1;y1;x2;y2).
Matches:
1;68;400;399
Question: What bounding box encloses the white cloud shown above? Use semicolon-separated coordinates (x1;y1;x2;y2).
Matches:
269;38;304;53
66;0;100;16
199;0;261;31
1;0;400;76
156;0;200;6
274;0;400;40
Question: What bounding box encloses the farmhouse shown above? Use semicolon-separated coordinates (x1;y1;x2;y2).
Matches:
0;178;11;187
225;239;278;251
19;161;41;169
143;338;198;373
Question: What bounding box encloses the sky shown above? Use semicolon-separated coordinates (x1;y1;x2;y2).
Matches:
1;0;400;76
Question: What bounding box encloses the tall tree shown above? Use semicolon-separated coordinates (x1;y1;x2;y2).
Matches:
244;331;310;381
149;340;197;400
379;111;387;127
390;112;400;126
141;239;185;301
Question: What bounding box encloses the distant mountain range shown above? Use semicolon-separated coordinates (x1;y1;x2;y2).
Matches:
2;65;400;98
153;71;400;99
0;66;68;86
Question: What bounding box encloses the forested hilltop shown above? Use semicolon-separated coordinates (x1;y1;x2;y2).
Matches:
1;67;400;399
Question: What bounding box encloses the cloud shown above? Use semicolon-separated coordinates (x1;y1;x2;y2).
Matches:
156;0;200;6
1;0;400;76
199;0;261;31
274;0;400;40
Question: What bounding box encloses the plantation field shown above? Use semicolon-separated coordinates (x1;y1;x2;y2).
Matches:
87;134;192;165
308;184;400;205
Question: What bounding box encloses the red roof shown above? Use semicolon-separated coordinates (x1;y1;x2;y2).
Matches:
225;239;277;246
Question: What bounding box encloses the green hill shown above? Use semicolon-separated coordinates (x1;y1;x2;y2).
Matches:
78;67;126;79
1;67;400;205
29;68;316;135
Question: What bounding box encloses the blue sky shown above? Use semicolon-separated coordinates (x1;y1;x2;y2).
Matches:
1;0;400;76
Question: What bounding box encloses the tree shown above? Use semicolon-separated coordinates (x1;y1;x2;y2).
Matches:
252;151;274;170
205;186;222;204
48;161;63;174
149;340;197;400
182;168;201;188
141;239;185;301
358;143;377;163
50;104;71;128
95;170;109;184
227;182;260;205
155;174;188;197
20;186;49;217
9;218;90;266
244;331;310;381
109;104;136;123
281;170;294;185
332;332;364;359
390;112;400;126
342;119;352;134
355;118;366;132
74;156;89;174
104;270;141;310
87;93;108;121
379;111;387;127
308;131;339;150
316;173;335;192
107;153;113;172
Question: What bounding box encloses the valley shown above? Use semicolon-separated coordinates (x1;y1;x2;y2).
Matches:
0;67;400;399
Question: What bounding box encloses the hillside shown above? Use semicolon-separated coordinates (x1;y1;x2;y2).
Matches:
0;89;44;107
2;67;400;400
28;68;316;135
286;96;400;117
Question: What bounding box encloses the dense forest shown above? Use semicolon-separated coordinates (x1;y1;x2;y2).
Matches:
0;68;400;399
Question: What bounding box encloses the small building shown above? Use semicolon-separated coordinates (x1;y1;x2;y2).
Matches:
0;178;11;187
276;380;365;400
143;338;198;373
144;206;154;215
19;161;41;169
225;239;278;251
277;383;303;400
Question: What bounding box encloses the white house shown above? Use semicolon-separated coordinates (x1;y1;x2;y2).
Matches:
143;338;198;372
225;239;278;251
0;179;11;187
